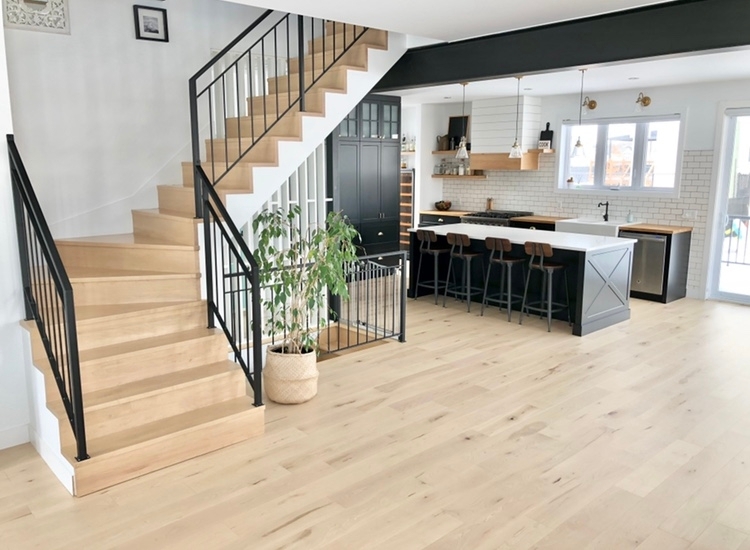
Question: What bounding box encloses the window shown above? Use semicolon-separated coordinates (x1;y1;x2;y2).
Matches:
559;115;682;194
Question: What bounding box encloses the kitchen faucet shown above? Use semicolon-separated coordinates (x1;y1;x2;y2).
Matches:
598;201;610;222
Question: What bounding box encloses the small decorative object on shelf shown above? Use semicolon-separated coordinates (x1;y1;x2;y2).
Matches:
435;201;452;211
540;122;554;147
538;140;551;150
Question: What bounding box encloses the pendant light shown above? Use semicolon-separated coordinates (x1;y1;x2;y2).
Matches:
509;76;523;159
456;82;469;159
571;69;587;159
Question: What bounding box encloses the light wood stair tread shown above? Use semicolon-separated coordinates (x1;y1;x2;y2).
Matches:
64;397;258;460
66;266;200;281
79;327;222;363
57;233;198;250
74;300;203;322
53;361;239;412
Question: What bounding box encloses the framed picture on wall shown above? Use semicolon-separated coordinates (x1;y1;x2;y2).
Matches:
133;5;168;42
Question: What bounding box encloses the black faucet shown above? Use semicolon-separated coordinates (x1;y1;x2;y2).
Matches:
598;201;610;222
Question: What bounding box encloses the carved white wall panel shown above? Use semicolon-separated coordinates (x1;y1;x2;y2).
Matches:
3;0;70;34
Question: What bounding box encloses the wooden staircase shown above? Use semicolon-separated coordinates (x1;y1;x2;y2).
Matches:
22;26;391;496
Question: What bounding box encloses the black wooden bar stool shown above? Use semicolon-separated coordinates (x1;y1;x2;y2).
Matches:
519;241;571;332
481;237;525;322
443;232;485;312
414;229;450;304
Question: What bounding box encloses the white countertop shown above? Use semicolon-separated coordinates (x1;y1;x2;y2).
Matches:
411;223;636;253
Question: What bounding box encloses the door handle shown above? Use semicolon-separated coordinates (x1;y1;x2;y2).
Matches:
377;231;384;236
438;218;444;222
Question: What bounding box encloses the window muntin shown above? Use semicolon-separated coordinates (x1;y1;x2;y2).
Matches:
561;116;681;193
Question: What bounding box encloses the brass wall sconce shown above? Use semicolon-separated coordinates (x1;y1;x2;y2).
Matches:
582;96;597;111
635;92;651;110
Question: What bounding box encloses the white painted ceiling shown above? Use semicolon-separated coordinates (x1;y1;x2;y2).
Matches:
226;0;676;42
393;49;750;105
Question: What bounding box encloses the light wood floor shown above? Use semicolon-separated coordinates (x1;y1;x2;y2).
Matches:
3;297;750;549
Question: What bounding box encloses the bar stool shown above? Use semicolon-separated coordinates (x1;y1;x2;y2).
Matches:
443;232;485;312
481;237;525;322
519;241;571;332
414;229;450;304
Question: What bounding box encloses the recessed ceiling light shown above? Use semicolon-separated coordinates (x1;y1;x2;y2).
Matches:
628;77;640;80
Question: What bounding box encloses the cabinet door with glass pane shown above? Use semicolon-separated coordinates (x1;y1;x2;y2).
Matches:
360;97;400;142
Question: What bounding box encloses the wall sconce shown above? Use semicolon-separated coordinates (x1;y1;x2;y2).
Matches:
581;96;597;114
635;92;651;112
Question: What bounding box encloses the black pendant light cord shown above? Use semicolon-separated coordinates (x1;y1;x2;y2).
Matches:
515;77;520;141
461;83;466;137
578;69;585;126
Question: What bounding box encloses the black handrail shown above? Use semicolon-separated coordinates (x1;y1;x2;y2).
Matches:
196;166;263;406
189;12;369;216
7;135;89;461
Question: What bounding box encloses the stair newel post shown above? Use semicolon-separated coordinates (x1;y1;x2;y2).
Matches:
62;287;89;461
8;147;33;320
297;15;305;112
188;78;203;219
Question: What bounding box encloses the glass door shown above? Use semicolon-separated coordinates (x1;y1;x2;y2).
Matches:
711;110;750;302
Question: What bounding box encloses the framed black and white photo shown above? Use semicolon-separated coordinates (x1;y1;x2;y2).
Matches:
133;5;168;42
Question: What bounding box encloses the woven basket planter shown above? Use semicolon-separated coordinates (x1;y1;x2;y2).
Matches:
264;346;319;404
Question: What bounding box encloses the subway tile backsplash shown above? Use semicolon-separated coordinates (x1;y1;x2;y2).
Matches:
442;150;712;295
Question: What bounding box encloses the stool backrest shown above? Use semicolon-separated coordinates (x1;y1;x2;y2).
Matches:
524;241;554;269
446;232;471;255
417;229;438;252
485;237;512;253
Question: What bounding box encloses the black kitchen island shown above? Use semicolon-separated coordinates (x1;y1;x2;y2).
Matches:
409;223;635;336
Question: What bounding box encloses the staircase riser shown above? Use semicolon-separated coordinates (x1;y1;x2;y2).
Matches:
308;29;387;53
288;44;368;73
132;211;197;246
76;302;207;351
247;90;325;116
158;186;202;216
72;406;264;496
205;139;280;164
71;277;200;306
58;245;199;275
268;68;349;95
225;113;302;140
80;335;227;393
59;371;247;447
180;162;253;191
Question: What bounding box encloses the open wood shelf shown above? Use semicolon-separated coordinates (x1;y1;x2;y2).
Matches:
432;150;470;155
431;174;486;180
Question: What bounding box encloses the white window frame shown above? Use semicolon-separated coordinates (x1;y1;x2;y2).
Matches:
556;113;685;199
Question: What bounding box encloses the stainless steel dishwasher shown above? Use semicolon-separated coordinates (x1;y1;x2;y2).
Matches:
619;231;668;295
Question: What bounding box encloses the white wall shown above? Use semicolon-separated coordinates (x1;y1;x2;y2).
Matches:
4;0;265;238
0;19;28;450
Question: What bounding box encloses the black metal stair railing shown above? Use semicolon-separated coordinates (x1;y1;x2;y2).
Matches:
196;166;263;406
7;134;89;462
188;10;369;216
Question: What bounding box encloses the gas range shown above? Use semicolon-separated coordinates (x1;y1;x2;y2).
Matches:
461;210;534;226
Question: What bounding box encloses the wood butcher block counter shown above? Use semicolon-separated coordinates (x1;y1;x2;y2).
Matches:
621;223;693;235
408;223;635;336
419;210;472;217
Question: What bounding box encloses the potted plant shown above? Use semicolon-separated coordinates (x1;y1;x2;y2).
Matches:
252;205;360;404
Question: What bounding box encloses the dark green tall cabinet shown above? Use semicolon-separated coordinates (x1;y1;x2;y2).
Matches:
327;94;401;256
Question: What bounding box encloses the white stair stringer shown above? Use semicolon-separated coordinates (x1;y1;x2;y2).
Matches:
224;32;407;223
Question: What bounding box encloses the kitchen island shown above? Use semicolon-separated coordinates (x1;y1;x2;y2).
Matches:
409;223;635;336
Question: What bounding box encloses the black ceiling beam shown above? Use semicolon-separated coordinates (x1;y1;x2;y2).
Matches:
373;0;750;92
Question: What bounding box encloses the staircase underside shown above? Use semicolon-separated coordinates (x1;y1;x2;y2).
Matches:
25;24;400;496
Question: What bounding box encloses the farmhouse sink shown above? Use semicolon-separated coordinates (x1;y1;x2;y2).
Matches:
555;218;635;237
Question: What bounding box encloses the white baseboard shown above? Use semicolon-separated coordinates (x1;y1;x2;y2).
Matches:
0;424;30;451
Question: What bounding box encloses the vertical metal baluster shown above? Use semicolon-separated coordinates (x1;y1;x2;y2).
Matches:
222;76;229;175
189;82;202;217
235;64;242;159
400;253;407;342
273;25;279;122
214;212;221;325
208;87;216;185
10;172;32;319
248;50;255;145
332;21;335;68
203;189;214;329
297;16;305;112
250;265;263;406
261;38;267;133
286;16;291;115
26;216;39;318
219;230;226;336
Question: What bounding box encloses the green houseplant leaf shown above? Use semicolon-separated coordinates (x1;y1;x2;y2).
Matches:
252;206;360;355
